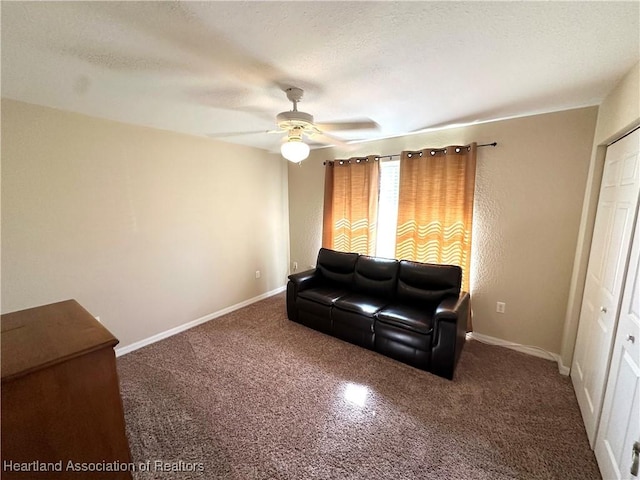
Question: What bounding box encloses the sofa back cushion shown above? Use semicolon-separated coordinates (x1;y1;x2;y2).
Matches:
397;260;461;304
354;256;399;298
316;248;359;286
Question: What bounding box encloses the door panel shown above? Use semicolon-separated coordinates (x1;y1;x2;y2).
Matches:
595;205;640;480
572;128;640;445
594;203;615;281
603;206;631;296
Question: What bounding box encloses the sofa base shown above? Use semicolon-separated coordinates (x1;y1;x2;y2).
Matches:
297;310;331;334
374;333;431;371
332;309;375;350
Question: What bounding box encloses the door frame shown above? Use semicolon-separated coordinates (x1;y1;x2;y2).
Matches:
561;122;640;375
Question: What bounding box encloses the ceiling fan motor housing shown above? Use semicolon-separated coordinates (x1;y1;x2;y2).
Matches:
276;111;315;130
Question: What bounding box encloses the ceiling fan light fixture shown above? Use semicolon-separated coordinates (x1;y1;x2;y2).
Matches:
281;137;310;163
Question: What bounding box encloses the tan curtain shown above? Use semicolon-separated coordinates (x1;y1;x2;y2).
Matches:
395;143;477;295
322;156;379;255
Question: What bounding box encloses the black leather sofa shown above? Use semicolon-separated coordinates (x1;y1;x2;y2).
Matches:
286;248;470;379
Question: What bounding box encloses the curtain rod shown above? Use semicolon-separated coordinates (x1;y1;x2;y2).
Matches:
323;142;497;165
376;142;497;161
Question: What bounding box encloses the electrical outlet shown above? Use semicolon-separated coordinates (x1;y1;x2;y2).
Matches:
255;270;261;279
293;261;298;272
496;302;506;314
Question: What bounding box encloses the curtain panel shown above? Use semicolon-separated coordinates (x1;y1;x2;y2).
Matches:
322;156;379;256
395;143;477;294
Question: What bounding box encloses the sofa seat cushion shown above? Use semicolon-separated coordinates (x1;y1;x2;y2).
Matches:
298;286;350;306
334;293;388;318
376;304;434;334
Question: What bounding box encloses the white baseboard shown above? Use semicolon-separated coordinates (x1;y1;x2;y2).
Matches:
467;332;570;376
557;358;571;376
115;286;286;357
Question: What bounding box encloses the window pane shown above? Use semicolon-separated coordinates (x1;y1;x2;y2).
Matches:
376;160;400;258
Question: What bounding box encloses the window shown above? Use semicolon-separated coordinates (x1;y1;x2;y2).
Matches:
375;160;400;259
322;144;476;294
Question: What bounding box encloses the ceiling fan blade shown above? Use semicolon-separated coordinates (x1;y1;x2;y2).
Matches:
314;119;379;132
207;129;281;138
307;131;349;148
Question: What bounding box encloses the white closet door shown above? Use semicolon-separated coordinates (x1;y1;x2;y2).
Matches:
594;205;640;480
572;128;640;445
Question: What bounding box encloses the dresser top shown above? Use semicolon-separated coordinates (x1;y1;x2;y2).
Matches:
1;299;119;381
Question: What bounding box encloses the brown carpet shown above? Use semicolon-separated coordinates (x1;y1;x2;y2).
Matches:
117;293;600;480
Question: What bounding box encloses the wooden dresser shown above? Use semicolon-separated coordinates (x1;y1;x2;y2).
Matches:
1;300;133;479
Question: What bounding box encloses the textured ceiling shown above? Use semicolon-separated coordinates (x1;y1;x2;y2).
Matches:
2;1;639;152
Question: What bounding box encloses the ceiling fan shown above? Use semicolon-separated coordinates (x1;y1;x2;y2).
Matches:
209;86;379;163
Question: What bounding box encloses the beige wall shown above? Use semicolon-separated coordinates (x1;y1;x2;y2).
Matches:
560;61;640;368
289;107;598;355
1;99;290;348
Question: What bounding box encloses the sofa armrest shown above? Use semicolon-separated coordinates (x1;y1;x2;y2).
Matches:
286;268;319;322
431;292;470;379
434;292;469;323
288;268;319;291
